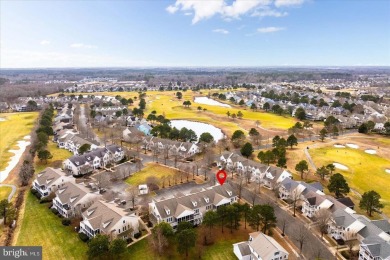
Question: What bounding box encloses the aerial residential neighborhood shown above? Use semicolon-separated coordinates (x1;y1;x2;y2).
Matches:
0;1;389;260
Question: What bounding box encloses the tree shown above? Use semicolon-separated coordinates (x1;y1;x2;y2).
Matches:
183;100;191;107
217;205;228;233
359;190;384;216
109;238;127;258
176;221;197;257
240;142;253;158
249;128;261;145
286;134;298;149
226;111;231;118
295;107;306;120
27;100;38;111
237;111;243;119
231;130;245;148
326;163;336;175
199;132;214;144
250;103;257;111
78;143;91;155
176;91;182;100
295;160;308;179
248;205;262;231
87;234;110;259
258;204;277;234
315;209;332;238
240;203;251;229
149;222;173;255
37;132;49;146
263;102;270;111
239;99;245;106
0;200;16;226
202;210;218;244
276;157;287;168
37;150;53;164
327;173;350;198
139;98;146;110
316;166;330;180
319;128;327;141
295;224;309;255
358;123;368;134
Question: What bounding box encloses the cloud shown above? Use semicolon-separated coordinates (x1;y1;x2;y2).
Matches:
166;0;301;24
70;43;98;49
213;29;229;34
40;40;51;45
184;12;192;16
252;6;288;17
257;26;285;33
274;0;305;7
166;5;179;14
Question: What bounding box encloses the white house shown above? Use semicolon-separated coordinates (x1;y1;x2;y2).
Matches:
32;167;74;198
52;182;101;218
79;200;140;240
233;232;289;260
149;183;237;229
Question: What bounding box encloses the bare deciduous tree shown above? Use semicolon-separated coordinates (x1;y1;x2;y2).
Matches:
295;224;309;255
315;208;332;238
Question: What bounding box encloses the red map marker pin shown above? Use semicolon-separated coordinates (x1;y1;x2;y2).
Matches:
216;169;227;185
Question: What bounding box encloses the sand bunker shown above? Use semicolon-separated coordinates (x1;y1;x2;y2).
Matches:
346;143;359;149
0;135;31;183
333;162;349;171
385;169;390;174
365;149;377;155
334;144;345;148
0;117;6;122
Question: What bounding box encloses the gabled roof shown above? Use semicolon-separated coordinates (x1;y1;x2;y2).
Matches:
249;232;288;259
35;167;70;186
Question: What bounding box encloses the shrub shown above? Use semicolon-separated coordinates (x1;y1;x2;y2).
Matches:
134;232;142;239
62;218;71;226
126;238;133;244
35;193;42;200
39;197;52;204
78;232;89;242
30;189;38;195
51;208;58;215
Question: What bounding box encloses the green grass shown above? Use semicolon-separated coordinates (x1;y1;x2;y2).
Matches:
202;238;239;260
15;192;88;259
309;147;390;216
0;186;12;201
0;112;38;171
34;140;72;172
125;163;179;186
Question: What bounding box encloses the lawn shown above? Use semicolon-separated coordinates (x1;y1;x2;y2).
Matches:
126;224;251;260
125;163;180;187
0;186;12;201
309;147;390;216
0;112;38;171
14;192;88;259
34;140;72;172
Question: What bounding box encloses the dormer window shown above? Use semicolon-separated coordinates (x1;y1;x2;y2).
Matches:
87;209;95;216
164;207;170;215
227;190;232;196
204;197;209;203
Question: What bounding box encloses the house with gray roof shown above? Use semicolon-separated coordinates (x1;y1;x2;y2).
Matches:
32;167;74;198
359;236;390;260
149;183;237;229
52;182;101;218
79;200;140;240
233;232;289;260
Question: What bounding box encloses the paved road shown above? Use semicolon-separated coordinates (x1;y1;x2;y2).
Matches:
0;184;17;202
230;182;335;260
304;147;317;170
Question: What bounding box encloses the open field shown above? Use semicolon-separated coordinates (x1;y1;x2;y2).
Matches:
0;112;38;171
126;162;190;187
0;186;12;201
309;147;390;216
34;140;72;172
14;192;87;259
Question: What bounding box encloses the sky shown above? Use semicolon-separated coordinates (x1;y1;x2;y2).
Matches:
1;0;389;68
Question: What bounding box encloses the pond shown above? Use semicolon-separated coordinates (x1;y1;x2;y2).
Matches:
194;97;231;108
170;120;224;141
